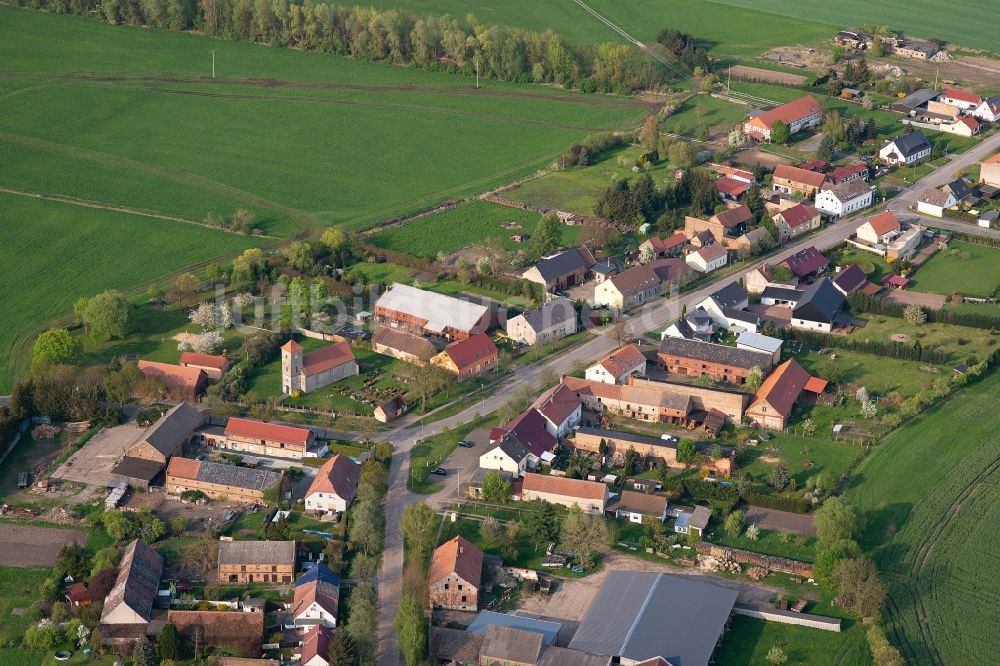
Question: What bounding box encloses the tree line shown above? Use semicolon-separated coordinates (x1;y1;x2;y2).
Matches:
656;28;710;71
13;0;664;93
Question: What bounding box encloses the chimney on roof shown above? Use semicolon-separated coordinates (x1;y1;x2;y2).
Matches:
459;545;464;554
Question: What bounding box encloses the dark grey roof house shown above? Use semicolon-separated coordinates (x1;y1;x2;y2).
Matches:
568;571;738;666
884;131;931;160
708;281;748;309
792;278;845;327
658;337;773;371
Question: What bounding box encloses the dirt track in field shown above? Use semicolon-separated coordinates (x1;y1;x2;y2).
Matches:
0;523;88;567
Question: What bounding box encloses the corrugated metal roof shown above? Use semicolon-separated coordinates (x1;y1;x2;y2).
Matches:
467;610;562;645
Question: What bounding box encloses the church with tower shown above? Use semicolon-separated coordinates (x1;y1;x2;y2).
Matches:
281;339;359;394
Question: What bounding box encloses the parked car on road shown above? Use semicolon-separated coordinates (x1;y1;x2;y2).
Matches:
458;440;475;448
431;467;447;476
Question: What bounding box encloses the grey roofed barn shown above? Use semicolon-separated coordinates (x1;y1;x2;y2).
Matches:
218;540;296;566
528;247;596;283
466;610;562;645
129;402;204;457
480;625;545;664
568;571;737;666
515;297;577;333
195;460;282;491
658;337;772;370
792;278;846;325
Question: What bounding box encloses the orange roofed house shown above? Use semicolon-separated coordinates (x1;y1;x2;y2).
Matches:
281;340;358;395
746;358;827;430
223;417;315;459
428;536;484;611
519;473;608;513
303;454;360;514
431;332;499;380
772;164;827;199
585;344;647;385
744;96;823;142
179;352;232;380
137;360;207;401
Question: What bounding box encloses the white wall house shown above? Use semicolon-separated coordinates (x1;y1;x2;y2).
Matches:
303;454;360;514
585;344;647;385
917;189;957;218
815;182;874;219
973;97;1000;123
685;244;728;273
479;438;528;476
879;133;932;166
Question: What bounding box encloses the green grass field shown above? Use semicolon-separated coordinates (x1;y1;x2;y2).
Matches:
849;314;1000;365
368;201;579;258
710;0;1000;53
848;371;1000;664
909;240;1000;297
715;614;869;666
0;193;259;391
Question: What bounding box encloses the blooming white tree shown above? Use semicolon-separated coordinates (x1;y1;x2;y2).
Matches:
218;303;233;329
189;302;217;330
745;524;760;541
191;331;223;354
76;624;91;648
861;398;878;419
856;386;869;404
903;303;927;325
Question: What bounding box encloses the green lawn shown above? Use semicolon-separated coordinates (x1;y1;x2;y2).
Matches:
849;314;1000;365
0;193;260;391
664;93;750;137
710;0;1000;54
706;527;817;563
909;240;1000;297
368;202;578;258
793;348;949;398
728;431;863;492
509;145;679;216
848;371;1000;665
715;614;870;666
0;566;52;648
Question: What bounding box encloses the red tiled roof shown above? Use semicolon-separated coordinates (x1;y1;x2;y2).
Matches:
302;342;355;376
428;536;483;588
882;274;910;287
608;265;661;296
179;352;230;370
598;344;647;377
533;383;581;428
646;232;687;252
775;203;819;229
281;340;303;353
715;176;751;198
292;574;339;619
805;377;829;393
166;456;202;480
506;408;557;456
138;360;206;392
782;246;828;277
861;282;882;296
773;164;827;189
748;95;822;131
984;153;1000;165
749;358;814;419
225;417;311;446
798;159;829;173
696;243;728;262
168;610;264;658
826;162;867;183
66;583;90;603
959;116;980;131
299;625;332;665
711;204;753;229
304;454;360;501
865;211;900;237
945;88;981;105
521;473;607;501
442;333;498;372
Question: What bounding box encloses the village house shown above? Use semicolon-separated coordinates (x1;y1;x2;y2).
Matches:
831;264;869;296
825;162;868;186
111;402;205;490
179;351;232;380
137;360;207;401
735;331;783;366
371;326;438;366
917;187;957;217
973;96;1000;123
879;131;932;166
612;490;668;523
782;246;829;279
428;536;483;611
594;264;661;311
657;337;773;384
685;243;728;273
431;332;499;380
490;408;558;467
815;179;875;218
479;625;544;666
744;264;797;295
760;285;805;307
696;282;749;326
100;539;163;643
661;307;715;341
772;203;822;239
746;358;828;430
521;246;597;291
684;205;753;244
940;88;981;111
648;256;695;287
373;394;407;423
375;282;491;340
572;427;734;476
532;382;583;437
639;231;687;259
223;417;315;459
585;344;647;385
790;278;846;332
940;115;982;137
166;457;283;503
505;297;577;346
280;339;358;395
298;625;333;666
303;454;360;514
218;540;296;583
743;95;823;141
729;225;772;252
771;164;826;199
168;610;264;658
674;505;713;537
887;225;925;261
982;153;1000;189
857;210;901;245
520;473;608;513
591;257;624;283
561;375;748;426
479;433;529;476
715;176;751;202
291;562;340;629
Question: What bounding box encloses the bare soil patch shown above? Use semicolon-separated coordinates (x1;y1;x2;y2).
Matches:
759;455;783;464
885;290;947;310
732;148;790;169
0;523;88;567
890;333;912;343
729;64;807;86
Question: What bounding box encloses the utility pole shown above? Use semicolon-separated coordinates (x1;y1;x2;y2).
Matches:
934;67;938;91
212;50;216;79
476;60;480;89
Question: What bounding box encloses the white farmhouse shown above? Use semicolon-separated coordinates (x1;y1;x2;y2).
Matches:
303;454;360;514
815;180;874;219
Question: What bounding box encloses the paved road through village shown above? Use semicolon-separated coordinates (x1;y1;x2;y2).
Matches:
374;131;1000;665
